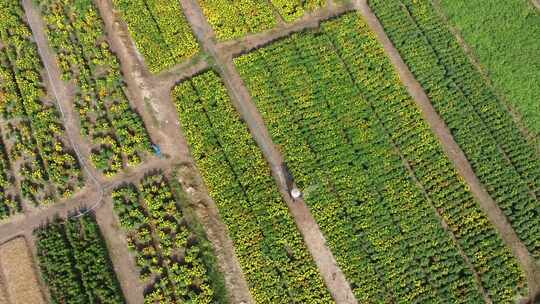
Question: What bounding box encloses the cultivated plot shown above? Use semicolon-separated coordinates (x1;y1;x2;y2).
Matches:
112;172;228;303
38;0;152;176
173;71;333;303
0;0;83;210
35;214;124;303
236;12;527;302
370;0;540;259
112;0;200;73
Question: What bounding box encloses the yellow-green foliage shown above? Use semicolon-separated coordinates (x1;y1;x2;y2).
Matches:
114;0;200;73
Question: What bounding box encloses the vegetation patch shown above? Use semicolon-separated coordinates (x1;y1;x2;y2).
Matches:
235;12;527;302
173;71;333;303
0;0;83;207
35;214;124;304
112;172;228;304
39;0;152;176
113;0;200;74
370;0;540;259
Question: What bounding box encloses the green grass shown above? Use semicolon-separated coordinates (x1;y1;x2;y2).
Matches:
439;0;540;135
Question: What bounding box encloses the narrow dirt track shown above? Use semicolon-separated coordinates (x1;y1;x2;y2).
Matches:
96;0;256;302
95;198;145;304
22;0;105;216
180;0;358;302
355;0;540;300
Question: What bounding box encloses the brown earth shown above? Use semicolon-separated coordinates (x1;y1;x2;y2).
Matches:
0;237;46;304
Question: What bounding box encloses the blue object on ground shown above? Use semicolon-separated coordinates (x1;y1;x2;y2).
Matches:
152;144;162;157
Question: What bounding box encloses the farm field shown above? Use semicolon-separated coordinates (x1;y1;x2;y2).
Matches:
197;0;326;40
173;71;333;303
438;0;540;134
0;237;46;304
235;12;528;303
35;214;125;303
0;0;82;210
38;0;151;176
112;172;227;303
112;0;200;73
0;0;538;303
370;0;540;259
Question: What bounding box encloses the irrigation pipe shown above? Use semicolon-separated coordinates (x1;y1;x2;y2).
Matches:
27;12;104;218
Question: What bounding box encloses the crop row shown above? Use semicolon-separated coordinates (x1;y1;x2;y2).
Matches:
173;71;333;303
198;0;326;40
39;0;151;176
0;139;19;219
369;0;540;258
35;214;124;304
113;0;200;73
235;13;526;302
0;0;82;207
439;0;540;133
112;173;226;304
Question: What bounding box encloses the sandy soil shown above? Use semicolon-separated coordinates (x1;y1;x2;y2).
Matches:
0;237;46;304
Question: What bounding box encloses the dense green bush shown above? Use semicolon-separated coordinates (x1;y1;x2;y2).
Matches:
35;215;125;304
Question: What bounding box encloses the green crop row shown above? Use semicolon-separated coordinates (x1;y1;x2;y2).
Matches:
35;215;125;304
235;13;527;303
39;0;151;176
0;0;82;206
173;71;333;303
439;0;540;133
197;0;326;40
112;173;227;304
369;0;540;258
0;139;19;219
113;0;200;73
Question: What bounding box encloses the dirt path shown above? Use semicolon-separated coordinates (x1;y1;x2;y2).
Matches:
95;198;145;304
355;0;540;301
181;0;358;302
219;1;354;58
22;0;104;215
96;1;255;303
431;0;539;152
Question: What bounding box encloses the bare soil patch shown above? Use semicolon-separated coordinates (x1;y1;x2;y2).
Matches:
0;237;46;304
